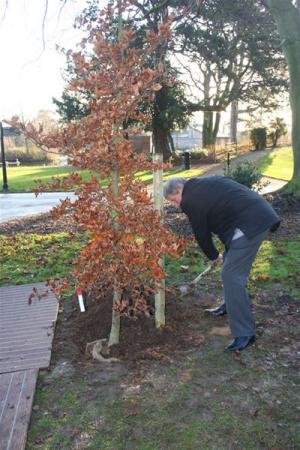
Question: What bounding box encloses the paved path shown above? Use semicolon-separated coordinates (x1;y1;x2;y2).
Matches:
0;148;288;222
0;192;76;223
200;148;274;176
0;282;58;450
195;148;288;194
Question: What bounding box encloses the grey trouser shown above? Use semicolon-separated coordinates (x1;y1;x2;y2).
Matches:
222;229;268;337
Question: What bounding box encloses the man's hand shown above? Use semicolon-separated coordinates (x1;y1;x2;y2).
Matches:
212;254;223;267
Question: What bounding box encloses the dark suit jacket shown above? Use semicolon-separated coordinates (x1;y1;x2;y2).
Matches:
180;176;280;260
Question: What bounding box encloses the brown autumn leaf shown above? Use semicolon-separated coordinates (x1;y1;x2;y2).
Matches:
152;83;162;91
256;274;270;282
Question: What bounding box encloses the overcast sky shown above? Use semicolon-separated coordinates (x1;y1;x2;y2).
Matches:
0;0;89;120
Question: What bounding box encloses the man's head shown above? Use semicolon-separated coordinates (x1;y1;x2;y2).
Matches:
163;177;186;208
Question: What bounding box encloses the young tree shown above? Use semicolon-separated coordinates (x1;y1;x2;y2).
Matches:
11;4;184;347
263;0;300;195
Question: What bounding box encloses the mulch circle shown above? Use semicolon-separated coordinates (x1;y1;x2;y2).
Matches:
53;290;209;366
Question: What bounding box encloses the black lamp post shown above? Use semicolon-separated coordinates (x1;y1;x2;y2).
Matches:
0;121;8;192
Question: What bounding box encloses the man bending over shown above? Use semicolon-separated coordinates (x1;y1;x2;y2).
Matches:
163;176;280;352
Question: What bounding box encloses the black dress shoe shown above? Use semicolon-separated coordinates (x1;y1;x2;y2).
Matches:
225;336;255;352
205;304;227;317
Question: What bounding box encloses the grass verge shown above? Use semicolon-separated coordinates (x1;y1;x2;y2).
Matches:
1;233;299;299
256;146;293;181
0;233;87;287
5;164;203;193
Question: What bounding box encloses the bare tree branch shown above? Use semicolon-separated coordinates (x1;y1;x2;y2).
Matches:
41;0;49;53
57;0;68;23
0;0;8;23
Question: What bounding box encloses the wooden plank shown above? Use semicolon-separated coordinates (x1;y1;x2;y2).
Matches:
1;310;57;318
0;326;53;341
1;324;55;334
0;372;25;449
1;304;56;313
0;282;58;449
0;373;14;408
0;345;51;355
0;283;58;374
0;338;51;347
0;360;49;374
0;348;51;359
0;369;38;450
0;343;51;354
1;305;56;313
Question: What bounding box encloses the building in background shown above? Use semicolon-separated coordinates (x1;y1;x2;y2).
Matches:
171;124;230;151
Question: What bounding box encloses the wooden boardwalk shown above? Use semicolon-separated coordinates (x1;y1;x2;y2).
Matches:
0;283;58;450
0;370;38;450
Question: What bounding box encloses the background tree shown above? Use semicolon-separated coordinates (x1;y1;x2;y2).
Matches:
11;4;184;347
53;0;219;161
268;117;287;148
52;90;90;122
53;0;289;162
263;0;300;196
175;0;288;148
31;110;58;133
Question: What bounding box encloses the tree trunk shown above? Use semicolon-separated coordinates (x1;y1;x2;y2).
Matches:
153;153;165;329
202;70;212;148
168;131;175;153
203;111;221;161
108;167;121;347
230;100;238;144
203;111;221;146
202;111;213;147
108;1;122;347
266;0;300;195
153;127;171;162
108;286;121;346
152;86;172;162
202;70;221;151
212;112;221;143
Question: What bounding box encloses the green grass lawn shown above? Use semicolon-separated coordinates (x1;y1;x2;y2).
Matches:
0;233;87;288
256;146;293;180
1;232;299;299
5;165;92;193
4;164;203;193
1;231;299;450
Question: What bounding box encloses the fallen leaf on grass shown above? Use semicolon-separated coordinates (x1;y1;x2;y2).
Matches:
255;274;270;282
126;411;138;417
179;370;193;383
276;248;288;255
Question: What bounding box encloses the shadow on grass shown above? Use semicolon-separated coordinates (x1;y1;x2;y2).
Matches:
256;153;274;174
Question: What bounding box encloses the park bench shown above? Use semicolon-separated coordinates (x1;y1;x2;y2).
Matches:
0;159;21;167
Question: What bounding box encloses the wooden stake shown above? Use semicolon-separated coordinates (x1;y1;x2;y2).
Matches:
153;153;165;329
